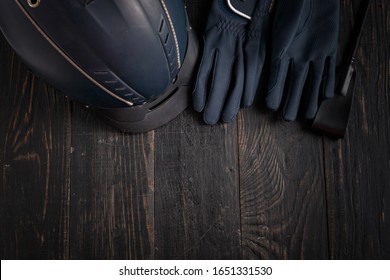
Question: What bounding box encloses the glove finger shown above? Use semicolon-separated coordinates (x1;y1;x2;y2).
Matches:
242;37;265;107
283;63;310;121
322;56;337;99
203;51;234;125
304;61;325;119
266;58;290;111
222;47;245;123
193;42;216;112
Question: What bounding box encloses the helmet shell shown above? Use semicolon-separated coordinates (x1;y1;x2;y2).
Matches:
0;0;188;108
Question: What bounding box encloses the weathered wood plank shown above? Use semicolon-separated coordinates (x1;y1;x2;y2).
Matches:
153;1;241;260
324;0;390;259
238;108;328;259
0;35;72;259
69;106;155;259
154;111;241;259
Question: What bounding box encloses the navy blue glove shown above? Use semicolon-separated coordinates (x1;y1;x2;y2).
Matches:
193;0;249;125
242;0;273;107
266;0;340;121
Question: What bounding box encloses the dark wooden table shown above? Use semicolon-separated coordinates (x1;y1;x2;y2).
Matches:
1;0;389;260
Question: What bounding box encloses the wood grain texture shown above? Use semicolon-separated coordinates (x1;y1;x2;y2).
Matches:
238;108;328;259
0;36;72;259
154;1;241;260
69;107;155;259
154;111;241;259
324;0;390;259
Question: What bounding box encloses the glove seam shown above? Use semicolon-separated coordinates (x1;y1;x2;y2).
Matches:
217;20;246;37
